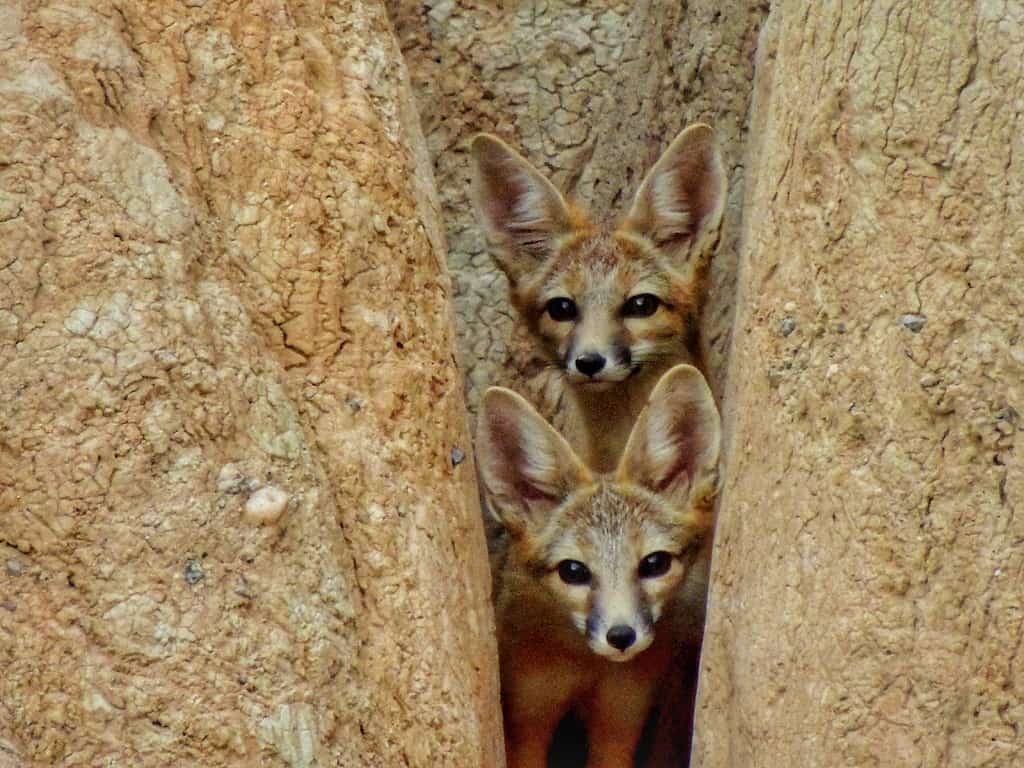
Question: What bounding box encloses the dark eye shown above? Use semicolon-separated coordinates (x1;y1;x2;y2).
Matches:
557;559;592;585
638;551;672;579
622;293;661;318
546;297;578;322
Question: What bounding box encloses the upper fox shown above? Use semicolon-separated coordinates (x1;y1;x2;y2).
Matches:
470;125;726;472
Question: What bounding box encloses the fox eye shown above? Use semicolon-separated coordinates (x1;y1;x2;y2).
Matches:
557;559;592;585
545;297;578;322
622;293;661;318
638;551;672;579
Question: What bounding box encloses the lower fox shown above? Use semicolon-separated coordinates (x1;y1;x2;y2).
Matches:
477;365;721;768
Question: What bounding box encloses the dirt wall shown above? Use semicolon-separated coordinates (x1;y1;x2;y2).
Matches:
0;1;501;765
694;2;1024;765
388;0;769;423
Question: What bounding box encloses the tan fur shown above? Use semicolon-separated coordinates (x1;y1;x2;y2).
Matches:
470;125;726;474
477;366;721;768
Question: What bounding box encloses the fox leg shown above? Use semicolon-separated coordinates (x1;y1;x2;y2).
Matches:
504;716;560;768
502;667;580;768
646;645;702;768
584;672;657;768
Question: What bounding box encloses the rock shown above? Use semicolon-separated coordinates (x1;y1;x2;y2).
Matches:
0;2;500;764
390;0;765;415
244;486;289;525
694;4;1024;767
183;559;204;586
899;313;927;332
216;463;260;495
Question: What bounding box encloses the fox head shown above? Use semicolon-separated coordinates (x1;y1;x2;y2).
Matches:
477;364;720;662
470;125;726;386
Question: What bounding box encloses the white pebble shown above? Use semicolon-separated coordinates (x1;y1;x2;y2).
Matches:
244;486;289;525
64;308;97;336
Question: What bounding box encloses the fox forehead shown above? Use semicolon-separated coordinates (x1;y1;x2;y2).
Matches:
529;229;684;305
554;229;651;277
536;485;702;564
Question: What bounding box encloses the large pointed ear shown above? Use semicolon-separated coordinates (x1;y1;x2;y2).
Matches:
622;124;726;265
476;387;593;534
470;134;579;286
616;365;720;509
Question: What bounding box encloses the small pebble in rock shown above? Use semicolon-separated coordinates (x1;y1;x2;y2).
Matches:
834;322;847;334
184;559;205;585
919;374;940;388
451;447;465;467
1;601;15;612
217;464;260;495
244;485;289;525
780;317;796;337
6;559;23;576
234;576;252;599
899;314;926;333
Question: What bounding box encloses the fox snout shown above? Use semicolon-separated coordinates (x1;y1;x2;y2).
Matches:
583;589;654;662
587;619;653;662
566;343;634;384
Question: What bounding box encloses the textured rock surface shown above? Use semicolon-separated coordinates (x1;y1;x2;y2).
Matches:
0;1;501;765
695;2;1024;766
388;0;768;422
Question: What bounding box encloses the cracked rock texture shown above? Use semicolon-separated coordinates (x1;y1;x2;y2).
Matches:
0;1;501;766
695;2;1023;767
388;0;769;423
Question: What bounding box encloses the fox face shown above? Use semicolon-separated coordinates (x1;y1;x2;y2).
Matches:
527;235;695;386
477;365;720;662
470;125;726;385
526;483;707;661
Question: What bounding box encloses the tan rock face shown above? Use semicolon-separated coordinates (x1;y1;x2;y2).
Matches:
0;1;500;765
6;1;1018;765
695;2;1024;766
388;0;769;424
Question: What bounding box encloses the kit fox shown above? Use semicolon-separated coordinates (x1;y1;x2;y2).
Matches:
477;364;721;768
470;125;726;473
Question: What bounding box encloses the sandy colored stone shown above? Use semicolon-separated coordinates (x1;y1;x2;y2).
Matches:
388;0;768;424
0;1;501;765
695;2;1024;766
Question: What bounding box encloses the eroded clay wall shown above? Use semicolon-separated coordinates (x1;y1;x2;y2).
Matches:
0;1;501;765
695;2;1024;766
388;0;768;424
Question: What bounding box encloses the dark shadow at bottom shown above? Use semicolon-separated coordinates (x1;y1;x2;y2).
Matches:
545;705;663;768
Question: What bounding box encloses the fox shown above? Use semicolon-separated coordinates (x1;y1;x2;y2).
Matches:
470;124;726;474
476;363;721;768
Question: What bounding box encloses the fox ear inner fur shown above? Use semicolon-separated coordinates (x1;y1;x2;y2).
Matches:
476;386;593;533
623;123;727;267
469;134;579;285
616;364;721;511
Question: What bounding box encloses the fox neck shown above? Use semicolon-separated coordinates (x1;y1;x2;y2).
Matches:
569;353;691;474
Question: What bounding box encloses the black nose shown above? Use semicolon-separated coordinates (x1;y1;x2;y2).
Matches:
575;353;606;377
606;625;636;651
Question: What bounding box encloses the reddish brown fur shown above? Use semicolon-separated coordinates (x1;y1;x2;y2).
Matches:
470;126;725;474
512;227;700;359
477;368;720;768
471;128;726;766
